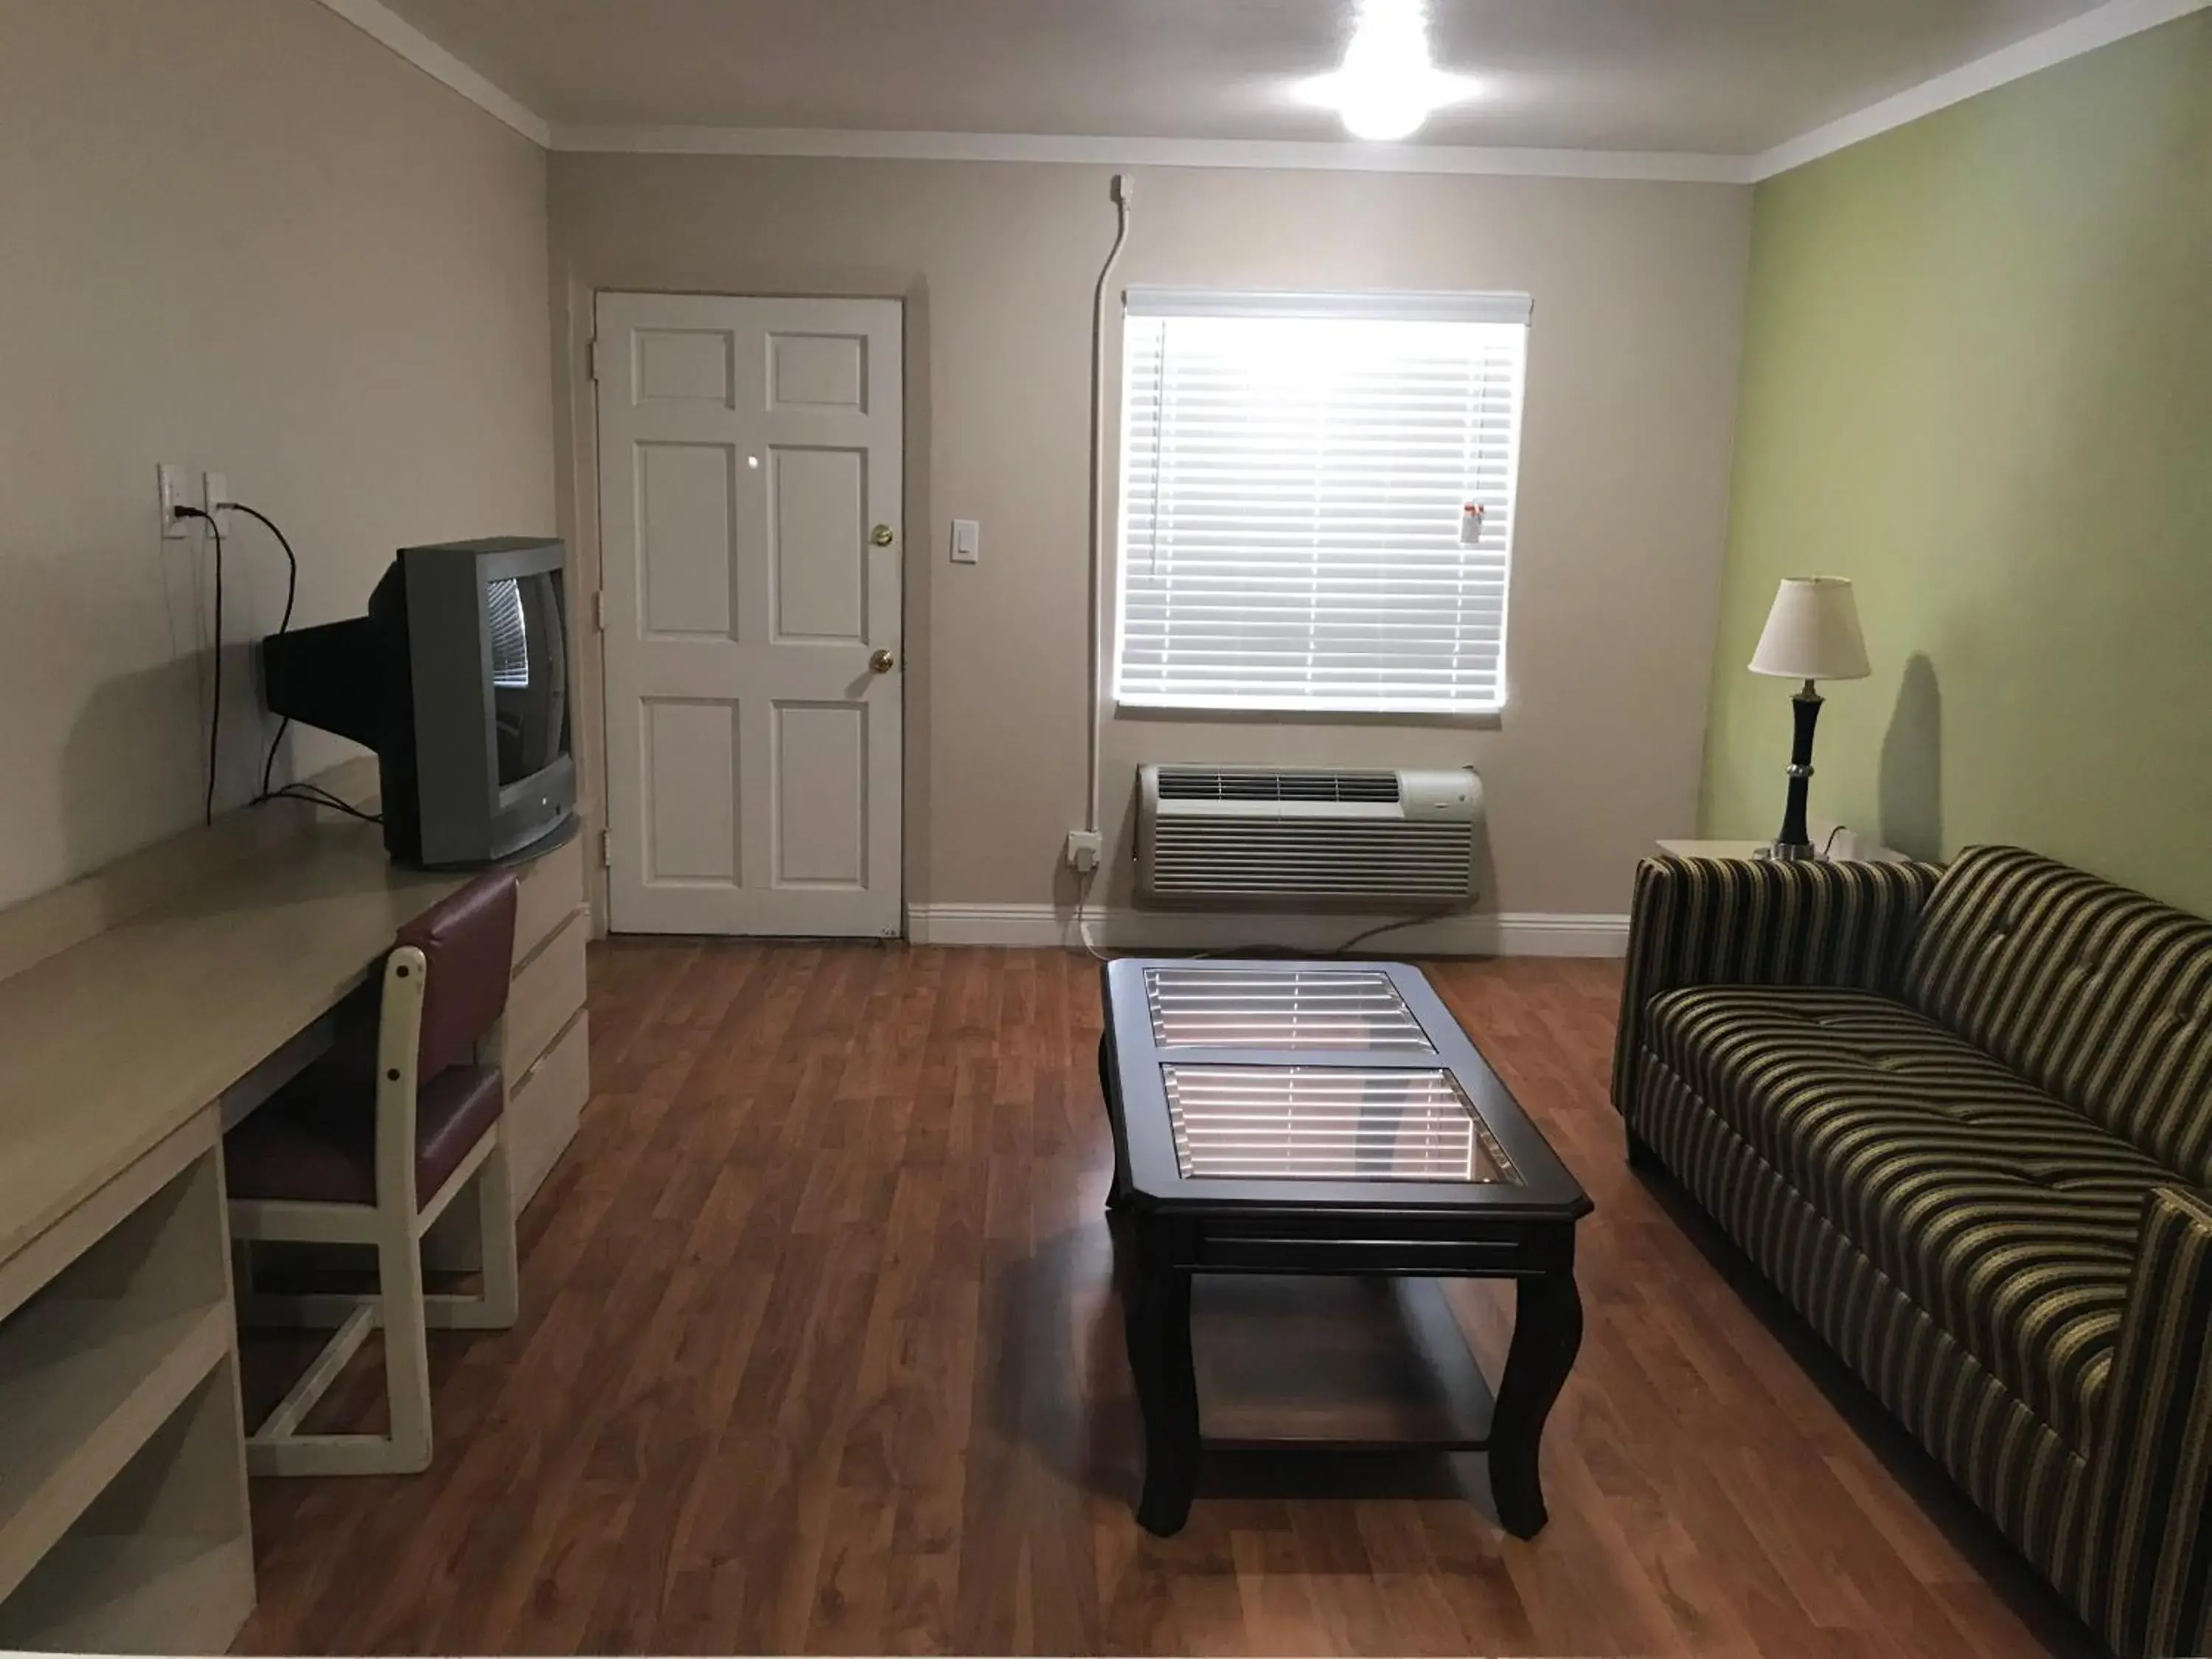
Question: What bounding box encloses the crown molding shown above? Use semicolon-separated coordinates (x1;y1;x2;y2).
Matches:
310;0;551;147
547;124;1753;181
1748;0;2209;180
310;0;2210;186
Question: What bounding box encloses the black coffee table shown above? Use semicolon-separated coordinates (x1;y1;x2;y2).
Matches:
1098;959;1593;1538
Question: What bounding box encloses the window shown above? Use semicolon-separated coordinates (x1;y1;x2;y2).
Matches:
1114;289;1529;716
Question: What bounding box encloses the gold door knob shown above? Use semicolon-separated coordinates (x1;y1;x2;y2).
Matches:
869;648;896;674
870;524;895;547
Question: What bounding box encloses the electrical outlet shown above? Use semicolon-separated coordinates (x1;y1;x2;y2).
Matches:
158;464;193;539
201;472;231;536
1065;830;1102;874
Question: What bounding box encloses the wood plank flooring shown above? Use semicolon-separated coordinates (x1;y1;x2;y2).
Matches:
234;942;2100;1655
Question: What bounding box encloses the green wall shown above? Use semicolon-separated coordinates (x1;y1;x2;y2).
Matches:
1700;13;2212;917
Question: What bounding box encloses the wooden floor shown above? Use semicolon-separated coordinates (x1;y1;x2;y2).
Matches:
234;942;2100;1656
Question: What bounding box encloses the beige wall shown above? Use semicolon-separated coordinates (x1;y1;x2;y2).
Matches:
0;0;553;909
550;156;1751;920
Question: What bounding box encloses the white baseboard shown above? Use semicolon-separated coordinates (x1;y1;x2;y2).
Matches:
904;902;1628;957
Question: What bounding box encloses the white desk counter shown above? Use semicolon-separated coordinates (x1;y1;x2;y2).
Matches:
0;772;589;1652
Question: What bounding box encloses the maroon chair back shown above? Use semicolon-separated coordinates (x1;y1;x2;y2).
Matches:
396;869;518;1078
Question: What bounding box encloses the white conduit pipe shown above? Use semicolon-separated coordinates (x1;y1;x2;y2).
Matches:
1085;173;1132;839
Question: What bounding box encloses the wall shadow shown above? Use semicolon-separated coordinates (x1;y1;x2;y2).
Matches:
60;655;220;885
1878;653;1944;860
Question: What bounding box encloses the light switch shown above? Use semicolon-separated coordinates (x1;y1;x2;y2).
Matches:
950;518;981;564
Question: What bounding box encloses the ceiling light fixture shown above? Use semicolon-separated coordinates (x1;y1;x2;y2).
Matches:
1297;0;1476;142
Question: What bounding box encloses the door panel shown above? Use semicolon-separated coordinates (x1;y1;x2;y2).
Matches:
771;448;868;642
768;333;869;409
598;293;902;936
773;702;869;888
636;329;737;405
638;443;738;638
643;699;740;883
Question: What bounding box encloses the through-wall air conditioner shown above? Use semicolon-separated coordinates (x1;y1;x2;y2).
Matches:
1135;766;1482;907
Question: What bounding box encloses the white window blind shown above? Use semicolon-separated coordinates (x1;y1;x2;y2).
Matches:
1115;290;1529;715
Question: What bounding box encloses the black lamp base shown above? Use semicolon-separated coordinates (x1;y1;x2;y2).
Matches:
1773;679;1823;860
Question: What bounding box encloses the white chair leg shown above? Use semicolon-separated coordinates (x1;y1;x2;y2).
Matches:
377;1223;434;1473
244;1231;436;1478
425;1136;519;1332
246;1303;381;1476
476;1139;520;1327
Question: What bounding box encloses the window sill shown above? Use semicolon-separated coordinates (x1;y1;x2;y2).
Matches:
1113;700;1504;731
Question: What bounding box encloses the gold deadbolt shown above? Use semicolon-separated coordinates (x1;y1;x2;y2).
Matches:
869;649;897;674
870;524;895;547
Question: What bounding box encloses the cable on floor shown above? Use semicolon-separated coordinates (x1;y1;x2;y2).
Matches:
1074;867;1111;961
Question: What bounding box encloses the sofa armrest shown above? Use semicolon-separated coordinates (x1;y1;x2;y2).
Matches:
2077;1185;2212;1659
1610;855;1941;1115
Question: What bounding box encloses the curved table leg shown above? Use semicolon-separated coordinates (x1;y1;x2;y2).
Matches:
1101;1034;1132;1214
1121;1231;1199;1535
1489;1262;1583;1539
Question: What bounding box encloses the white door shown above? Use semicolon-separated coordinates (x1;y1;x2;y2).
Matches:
596;293;902;936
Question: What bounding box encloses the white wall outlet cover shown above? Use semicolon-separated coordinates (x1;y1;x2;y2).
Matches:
201;472;231;535
1065;829;1102;872
950;518;981;564
158;463;193;539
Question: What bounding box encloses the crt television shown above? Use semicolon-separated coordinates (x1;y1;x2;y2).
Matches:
262;538;577;869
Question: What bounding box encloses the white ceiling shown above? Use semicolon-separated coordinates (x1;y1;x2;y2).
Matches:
375;0;2107;156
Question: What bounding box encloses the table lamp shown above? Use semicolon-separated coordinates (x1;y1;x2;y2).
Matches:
1749;576;1870;860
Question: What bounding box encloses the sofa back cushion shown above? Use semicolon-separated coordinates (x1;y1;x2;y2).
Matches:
1904;846;2212;1183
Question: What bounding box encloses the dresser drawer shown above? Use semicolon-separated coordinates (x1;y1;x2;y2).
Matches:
511;833;585;968
506;1009;588;1211
503;905;587;1084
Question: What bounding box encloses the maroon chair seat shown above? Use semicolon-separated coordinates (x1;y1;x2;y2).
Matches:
225;1057;504;1207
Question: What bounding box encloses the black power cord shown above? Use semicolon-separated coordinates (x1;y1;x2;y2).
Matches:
223;502;300;802
263;782;383;826
175;500;382;829
172;506;225;824
1189;904;1469;961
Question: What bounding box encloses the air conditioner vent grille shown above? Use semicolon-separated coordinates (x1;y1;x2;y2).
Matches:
1155;768;1402;805
1148;821;1475;901
1137;765;1481;906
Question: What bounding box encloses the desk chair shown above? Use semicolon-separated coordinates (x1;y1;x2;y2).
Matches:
223;870;521;1475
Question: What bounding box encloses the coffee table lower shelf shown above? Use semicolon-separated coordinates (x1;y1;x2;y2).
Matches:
1192;1275;1494;1453
1110;1206;1583;1540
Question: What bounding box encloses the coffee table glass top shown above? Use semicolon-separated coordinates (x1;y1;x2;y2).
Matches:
1161;1063;1522;1183
1107;958;1589;1217
1144;965;1433;1051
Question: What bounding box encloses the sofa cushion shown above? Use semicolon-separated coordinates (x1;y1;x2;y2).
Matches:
1903;846;2212;1186
1647;984;2167;1447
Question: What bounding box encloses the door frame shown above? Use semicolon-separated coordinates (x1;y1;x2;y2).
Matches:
585;288;908;939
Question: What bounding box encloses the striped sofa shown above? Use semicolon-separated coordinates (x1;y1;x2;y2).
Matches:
1613;846;2212;1658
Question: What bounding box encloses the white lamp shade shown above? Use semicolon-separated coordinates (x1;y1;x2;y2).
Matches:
1749;577;1871;681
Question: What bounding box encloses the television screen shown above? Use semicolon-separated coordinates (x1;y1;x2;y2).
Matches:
487;571;568;787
